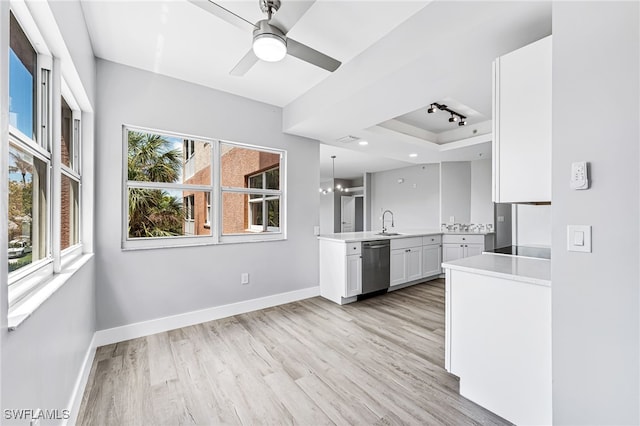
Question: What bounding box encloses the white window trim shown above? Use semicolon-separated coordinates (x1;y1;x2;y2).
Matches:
6;5;88;312
218;142;285;243
121;127;287;249
122;125;216;250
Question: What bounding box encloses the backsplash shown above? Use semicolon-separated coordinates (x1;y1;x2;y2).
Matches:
441;223;494;233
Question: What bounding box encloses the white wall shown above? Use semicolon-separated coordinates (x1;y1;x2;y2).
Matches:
441;162;471;224
552;2;639;424
469;159;493;225
94;60;320;330
514;204;551;247
1;0;97;421
371;164;440;231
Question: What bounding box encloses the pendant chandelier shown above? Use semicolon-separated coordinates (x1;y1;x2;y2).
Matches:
319;155;348;195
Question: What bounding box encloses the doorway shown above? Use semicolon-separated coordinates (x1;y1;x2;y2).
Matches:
341;195;364;232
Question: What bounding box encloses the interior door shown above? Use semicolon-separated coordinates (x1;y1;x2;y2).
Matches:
341;196;355;232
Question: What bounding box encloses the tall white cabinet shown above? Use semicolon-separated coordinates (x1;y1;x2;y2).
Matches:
493;36;552;203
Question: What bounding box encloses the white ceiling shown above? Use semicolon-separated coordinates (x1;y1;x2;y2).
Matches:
80;0;552;180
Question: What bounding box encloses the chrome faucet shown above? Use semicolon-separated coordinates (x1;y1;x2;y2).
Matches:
381;210;395;233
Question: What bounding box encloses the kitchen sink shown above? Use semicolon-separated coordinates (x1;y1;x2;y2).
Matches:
376;232;402;236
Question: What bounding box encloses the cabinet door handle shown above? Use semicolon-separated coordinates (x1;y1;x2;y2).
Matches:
462;237;466;241
405;249;411;252
460;244;463;247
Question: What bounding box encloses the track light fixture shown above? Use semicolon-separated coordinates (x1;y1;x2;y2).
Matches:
427;102;467;126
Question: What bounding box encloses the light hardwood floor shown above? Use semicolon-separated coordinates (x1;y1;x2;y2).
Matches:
77;280;511;425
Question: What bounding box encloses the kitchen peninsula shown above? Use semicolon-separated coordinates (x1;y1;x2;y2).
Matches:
318;230;494;305
442;253;551;425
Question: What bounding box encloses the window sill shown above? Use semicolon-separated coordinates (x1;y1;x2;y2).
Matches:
8;253;94;331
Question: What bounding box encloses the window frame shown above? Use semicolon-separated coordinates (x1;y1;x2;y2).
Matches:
218;141;285;244
247;167;281;233
6;5;87;309
121;125;216;249
121;127;287;249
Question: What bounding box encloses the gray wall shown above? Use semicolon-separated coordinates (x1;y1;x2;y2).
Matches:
95;60;320;330
371;164;440;231
319;180;334;234
441;162;471;224
552;2;639;424
1;0;97;420
469;159;493;225
2;259;96;422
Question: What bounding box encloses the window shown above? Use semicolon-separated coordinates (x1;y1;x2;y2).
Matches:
123;128;213;248
123;128;285;248
9;12;37;141
248;168;280;232
220;143;282;236
7;9;87;307
204;192;211;227
183;194;195;236
8;12;51;281
60;97;81;251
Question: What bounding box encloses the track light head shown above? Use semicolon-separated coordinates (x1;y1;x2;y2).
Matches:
458;120;467;126
449;114;459;123
427;104;437;114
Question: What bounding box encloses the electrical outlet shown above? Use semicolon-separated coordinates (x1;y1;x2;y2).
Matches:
449;216;455;224
241;273;249;285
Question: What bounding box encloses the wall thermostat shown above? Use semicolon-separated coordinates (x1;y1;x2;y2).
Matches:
570;161;589;190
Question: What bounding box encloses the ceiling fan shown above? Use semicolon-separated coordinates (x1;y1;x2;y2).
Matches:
189;0;341;76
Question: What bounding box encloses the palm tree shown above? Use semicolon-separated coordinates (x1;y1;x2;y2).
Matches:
9;149;32;185
127;132;184;238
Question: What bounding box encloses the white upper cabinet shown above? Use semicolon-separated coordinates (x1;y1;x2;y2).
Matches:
493;36;552;203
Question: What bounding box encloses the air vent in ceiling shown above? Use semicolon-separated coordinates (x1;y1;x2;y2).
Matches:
336;135;359;144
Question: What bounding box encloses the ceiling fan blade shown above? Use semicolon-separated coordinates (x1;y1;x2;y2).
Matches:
187;0;255;31
287;38;341;72
230;49;259;76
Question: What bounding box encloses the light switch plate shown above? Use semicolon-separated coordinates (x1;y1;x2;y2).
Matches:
567;225;591;252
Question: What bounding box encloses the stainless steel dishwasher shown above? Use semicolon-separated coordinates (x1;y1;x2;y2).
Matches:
361;240;391;296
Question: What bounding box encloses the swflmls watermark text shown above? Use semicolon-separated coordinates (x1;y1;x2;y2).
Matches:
4;408;71;421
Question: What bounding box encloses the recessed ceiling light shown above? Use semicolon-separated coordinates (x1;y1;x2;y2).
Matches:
358;140;369;146
409;153;418;158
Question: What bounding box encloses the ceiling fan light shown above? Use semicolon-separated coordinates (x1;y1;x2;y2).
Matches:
253;34;287;62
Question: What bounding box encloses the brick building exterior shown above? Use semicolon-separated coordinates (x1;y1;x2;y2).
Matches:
183;142;279;235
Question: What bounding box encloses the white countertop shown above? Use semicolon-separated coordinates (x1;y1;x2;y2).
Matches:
442;253;551;287
318;229;441;243
318;229;494;243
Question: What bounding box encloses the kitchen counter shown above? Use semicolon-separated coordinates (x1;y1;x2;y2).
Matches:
442;253;550;287
443;252;551;425
318;229;441;243
318;229;494;243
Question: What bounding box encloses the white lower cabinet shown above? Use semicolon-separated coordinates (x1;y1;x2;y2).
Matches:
319;240;363;304
390;237;423;287
345;254;362;297
442;234;494;262
422;243;442;277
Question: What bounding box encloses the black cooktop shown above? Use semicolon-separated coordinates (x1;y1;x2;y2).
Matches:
489;245;551;260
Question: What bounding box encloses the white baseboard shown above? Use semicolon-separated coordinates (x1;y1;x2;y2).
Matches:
94;285;320;347
64;334;97;426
